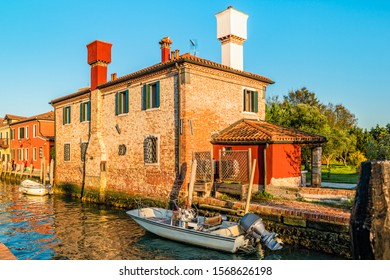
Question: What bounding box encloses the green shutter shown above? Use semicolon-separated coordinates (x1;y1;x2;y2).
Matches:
142;85;146;110
254;91;258;113
80;103;83;122
115;92;119;115
243;90;246;111
125;90;129;113
155;81;160;108
63;107;66;125
146;85;150;109
68;107;71;123
87;101;91;121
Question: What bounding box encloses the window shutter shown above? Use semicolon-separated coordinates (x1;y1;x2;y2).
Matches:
125;90;129;113
146;85;150;109
87;101;91;121
142;85;146;110
80;103;83;122
155;81;160;108
68;107;71;123
243;90;246;111
63;107;66;125
254;91;259;113
115;92;119;115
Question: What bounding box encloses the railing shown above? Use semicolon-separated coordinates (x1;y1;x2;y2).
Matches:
0;138;9;149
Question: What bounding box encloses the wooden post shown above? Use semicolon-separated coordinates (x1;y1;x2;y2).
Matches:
40;160;44;183
29;164;33;178
49;159;54;186
187;159;197;207
244;159;256;214
43;157;46;184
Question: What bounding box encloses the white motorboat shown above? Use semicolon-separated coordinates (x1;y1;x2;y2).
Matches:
126;203;282;254
19;180;52;196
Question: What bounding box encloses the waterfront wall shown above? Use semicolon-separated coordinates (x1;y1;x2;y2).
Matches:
350;160;390;260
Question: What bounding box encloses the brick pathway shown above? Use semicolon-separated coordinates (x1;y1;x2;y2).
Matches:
0;242;17;260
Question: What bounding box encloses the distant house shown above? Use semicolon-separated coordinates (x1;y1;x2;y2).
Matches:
0;114;27;163
9;111;54;171
50;6;325;201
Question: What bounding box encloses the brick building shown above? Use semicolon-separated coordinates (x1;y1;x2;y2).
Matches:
50;6;324;202
9;111;55;171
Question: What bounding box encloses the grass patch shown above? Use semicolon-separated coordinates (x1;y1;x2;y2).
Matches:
305;164;359;184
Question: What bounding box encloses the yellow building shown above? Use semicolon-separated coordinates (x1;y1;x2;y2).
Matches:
0;114;26;162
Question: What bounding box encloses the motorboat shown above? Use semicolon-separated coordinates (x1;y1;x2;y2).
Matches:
19;180;52;196
126;202;282;254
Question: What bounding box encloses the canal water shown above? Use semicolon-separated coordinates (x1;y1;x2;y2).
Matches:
0;180;342;260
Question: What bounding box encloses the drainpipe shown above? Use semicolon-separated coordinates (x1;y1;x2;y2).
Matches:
175;63;182;186
263;143;269;191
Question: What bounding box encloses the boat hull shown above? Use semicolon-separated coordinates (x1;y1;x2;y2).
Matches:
19;180;50;196
127;208;247;253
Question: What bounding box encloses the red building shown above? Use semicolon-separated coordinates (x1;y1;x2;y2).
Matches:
9;111;55;171
211;119;326;192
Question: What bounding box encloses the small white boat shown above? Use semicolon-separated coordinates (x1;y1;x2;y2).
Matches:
126;203;282;254
19;180;52;196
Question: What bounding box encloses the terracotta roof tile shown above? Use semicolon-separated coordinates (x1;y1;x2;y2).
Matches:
212;119;327;144
10;111;54;125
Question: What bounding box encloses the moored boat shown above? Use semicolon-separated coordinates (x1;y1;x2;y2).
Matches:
126;203;282;254
19;180;52;196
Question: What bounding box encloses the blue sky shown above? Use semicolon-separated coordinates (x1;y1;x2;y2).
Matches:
0;0;389;129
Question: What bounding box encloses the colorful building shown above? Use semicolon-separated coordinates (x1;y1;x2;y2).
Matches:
9;111;55;171
50;6;325;202
0;114;26;163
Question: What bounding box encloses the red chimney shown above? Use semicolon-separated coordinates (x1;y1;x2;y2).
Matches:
159;37;172;63
87;40;112;90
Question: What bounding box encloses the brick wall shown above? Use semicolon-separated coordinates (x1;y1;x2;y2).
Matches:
53;62;270;201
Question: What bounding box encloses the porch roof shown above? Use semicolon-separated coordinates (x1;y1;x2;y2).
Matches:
211;119;327;145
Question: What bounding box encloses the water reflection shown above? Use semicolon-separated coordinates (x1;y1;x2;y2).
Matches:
0;180;342;260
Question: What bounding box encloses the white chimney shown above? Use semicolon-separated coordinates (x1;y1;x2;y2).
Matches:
216;6;248;71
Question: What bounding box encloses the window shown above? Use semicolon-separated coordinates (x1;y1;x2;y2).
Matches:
243;89;258;113
33;148;37;161
63;106;71;124
115;90;129;115
18;127;25;139
17;149;23;161
11;129;15;140
25;126;29;139
25;149;29;161
80;101;91;122
33;125;37;138
144;136;159;164
142;81;160;110
64;144;71;162
11;149;15;160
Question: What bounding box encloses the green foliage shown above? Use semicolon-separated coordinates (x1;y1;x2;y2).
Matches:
252;190;274;201
349;151;367;172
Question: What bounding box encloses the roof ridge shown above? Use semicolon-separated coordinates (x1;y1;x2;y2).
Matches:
244;119;273;139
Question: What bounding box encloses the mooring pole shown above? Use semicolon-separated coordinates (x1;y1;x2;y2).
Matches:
245;159;256;214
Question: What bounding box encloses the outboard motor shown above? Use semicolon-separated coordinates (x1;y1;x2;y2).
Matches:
240;213;283;251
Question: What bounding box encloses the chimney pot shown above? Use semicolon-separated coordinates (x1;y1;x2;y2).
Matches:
175;49;179;58
87;40;112;90
111;73;117;81
159;36;173;63
171;50;175;60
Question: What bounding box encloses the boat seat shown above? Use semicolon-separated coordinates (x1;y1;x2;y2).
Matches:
202;215;222;229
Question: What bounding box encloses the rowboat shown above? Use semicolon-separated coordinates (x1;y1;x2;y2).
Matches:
19;180;53;196
126;204;282;254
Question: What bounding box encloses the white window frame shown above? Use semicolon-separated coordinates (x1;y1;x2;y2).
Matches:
33;147;37;161
33;125;37;138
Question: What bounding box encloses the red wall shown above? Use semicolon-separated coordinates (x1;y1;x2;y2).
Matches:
267;144;301;184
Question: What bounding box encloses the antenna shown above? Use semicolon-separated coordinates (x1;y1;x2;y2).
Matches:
189;39;198;56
